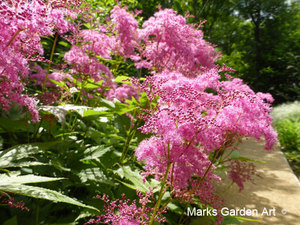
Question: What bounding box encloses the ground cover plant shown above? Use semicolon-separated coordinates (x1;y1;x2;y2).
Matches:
272;101;300;177
0;1;278;224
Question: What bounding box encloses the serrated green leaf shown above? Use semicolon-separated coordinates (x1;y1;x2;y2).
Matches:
82;145;113;161
0;142;57;168
115;166;159;193
0;184;98;212
78;168;114;185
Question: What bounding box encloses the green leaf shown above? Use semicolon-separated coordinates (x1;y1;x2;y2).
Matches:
166;202;182;214
78;168;114;185
2;216;18;225
82;145;113;161
230;150;240;159
0;184;99;212
115;166;159;193
0;142;57;168
0;117;28;133
234;216;262;223
82;109;108;117
58;41;71;48
232;157;266;164
3;161;47;168
48;78;68;89
75;211;95;221
0;174;64;185
221;216;242;224
100;99;115;109
113;76;132;86
84;80;104;89
40;105;108;123
114;101;137;115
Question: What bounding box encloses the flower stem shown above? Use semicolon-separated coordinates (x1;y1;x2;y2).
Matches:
43;33;58;90
149;162;171;225
7;29;22;47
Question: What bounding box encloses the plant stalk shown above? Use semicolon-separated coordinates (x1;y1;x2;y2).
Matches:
149;162;171;225
43;33;58;90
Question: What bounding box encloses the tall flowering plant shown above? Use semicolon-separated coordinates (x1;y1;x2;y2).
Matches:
84;6;277;225
0;2;277;225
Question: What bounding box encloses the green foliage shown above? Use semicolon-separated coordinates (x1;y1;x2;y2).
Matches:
275;119;300;152
272;101;300;153
0;88;153;224
273;101;300;173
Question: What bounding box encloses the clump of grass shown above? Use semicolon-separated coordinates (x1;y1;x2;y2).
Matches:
271;101;300;123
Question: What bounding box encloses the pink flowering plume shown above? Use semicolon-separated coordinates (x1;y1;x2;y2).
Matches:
110;6;140;58
134;57;277;224
0;0;80;120
136;8;219;76
135;68;277;183
86;191;166;225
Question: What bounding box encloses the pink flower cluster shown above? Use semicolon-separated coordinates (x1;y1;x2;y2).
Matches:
86;192;166;225
135;69;277;210
135;59;277;214
62;6;141;101
136;8;219;76
0;0;78;121
1;194;29;212
110;6;139;58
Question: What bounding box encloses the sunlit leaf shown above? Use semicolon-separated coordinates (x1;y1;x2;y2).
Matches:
0;185;98;212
